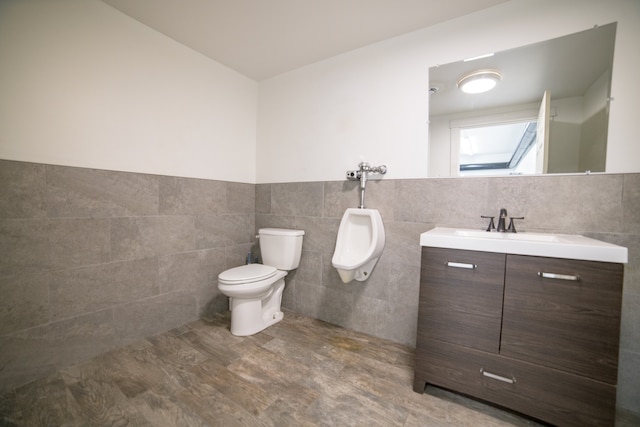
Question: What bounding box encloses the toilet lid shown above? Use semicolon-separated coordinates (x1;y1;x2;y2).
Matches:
218;264;277;284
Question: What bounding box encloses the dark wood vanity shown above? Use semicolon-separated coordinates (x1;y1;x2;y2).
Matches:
414;246;624;426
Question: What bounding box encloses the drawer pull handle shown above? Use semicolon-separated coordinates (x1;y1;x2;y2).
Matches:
480;368;516;384
538;272;580;281
446;262;477;269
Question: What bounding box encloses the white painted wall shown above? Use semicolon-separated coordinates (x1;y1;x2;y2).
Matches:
256;0;640;183
0;0;257;183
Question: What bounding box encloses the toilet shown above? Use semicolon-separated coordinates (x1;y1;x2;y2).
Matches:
332;208;385;283
218;228;304;336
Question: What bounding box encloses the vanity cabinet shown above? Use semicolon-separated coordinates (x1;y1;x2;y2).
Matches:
414;246;624;427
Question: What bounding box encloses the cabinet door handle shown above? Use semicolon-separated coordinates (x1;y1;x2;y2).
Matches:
538;271;580;281
480;368;516;384
446;261;477;269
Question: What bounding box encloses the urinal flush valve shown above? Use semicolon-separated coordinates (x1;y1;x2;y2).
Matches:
345;162;388;209
346;163;387;181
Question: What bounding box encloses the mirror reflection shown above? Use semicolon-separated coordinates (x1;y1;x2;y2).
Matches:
428;23;616;177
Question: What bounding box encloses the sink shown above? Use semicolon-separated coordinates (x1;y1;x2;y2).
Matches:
420;227;628;263
453;229;560;242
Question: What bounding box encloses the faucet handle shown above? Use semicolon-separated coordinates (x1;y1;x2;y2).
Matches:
507;217;525;233
481;215;495;232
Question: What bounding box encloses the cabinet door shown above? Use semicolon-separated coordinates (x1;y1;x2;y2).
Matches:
418;247;506;353
501;255;623;384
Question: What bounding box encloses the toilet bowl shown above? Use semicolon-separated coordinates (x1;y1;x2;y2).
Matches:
217;228;304;336
332;208;385;283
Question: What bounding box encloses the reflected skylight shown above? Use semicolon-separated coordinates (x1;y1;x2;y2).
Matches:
459;121;537;175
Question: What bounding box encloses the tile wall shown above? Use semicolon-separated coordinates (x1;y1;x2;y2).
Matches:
0;160;254;390
256;173;640;414
1;158;638;414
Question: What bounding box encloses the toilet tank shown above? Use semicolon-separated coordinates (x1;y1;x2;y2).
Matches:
259;228;305;270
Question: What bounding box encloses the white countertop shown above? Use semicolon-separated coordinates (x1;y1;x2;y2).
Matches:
420;227;628;263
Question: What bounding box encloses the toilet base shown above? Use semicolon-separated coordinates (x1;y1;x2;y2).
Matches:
228;278;285;336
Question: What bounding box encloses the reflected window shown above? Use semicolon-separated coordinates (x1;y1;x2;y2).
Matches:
459;121;537;176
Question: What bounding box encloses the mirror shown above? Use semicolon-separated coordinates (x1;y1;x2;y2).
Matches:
428;23;616;177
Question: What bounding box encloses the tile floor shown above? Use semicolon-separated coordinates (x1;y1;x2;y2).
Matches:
1;311;638;426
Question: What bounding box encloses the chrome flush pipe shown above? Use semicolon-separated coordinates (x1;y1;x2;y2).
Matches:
355;162;388;209
359;164;368;209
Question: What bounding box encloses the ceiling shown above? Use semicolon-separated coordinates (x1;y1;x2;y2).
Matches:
101;0;509;81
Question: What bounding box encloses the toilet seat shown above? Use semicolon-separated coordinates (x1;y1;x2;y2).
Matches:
218;264;277;285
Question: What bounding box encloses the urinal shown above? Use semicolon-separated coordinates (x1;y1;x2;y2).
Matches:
332;208;385;283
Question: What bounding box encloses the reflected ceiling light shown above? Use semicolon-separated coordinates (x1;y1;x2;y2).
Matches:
463;53;494;62
457;69;502;94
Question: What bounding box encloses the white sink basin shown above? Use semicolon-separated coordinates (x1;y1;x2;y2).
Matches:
420;227;628;263
453;229;560;242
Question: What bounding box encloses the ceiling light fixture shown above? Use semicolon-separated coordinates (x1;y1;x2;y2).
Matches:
457;69;502;94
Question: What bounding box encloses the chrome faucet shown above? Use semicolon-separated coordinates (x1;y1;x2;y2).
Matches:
497;208;508;232
482;208;525;233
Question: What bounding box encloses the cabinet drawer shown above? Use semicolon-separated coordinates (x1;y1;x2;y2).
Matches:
502;255;623;384
418;247;505;353
414;339;616;427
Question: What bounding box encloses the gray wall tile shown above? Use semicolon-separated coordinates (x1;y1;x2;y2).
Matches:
394;178;489;226
271;182;323;217
324;180;395;220
386;264;421;307
49;218;111;270
46;165;159;218
255;184;271;214
292;280;323;319
49;258;159;321
323;180;360;218
195;213;254;250
382;221;429;269
617;349;640;414
224;242;255;270
111;216;195;261
281;276;297;309
314;285;357;327
0;219;51;277
0;309;116;390
518;174;624;233
295;250;323;285
255;213;296;231
194;214;230;250
1;218;111;276
348;296;392;340
0;160;47;219
484;176;537;229
0;160;252;391
623;174;640;234
2;159;638;414
113;291;197;346
159;176;226;215
294;216;340;255
0;273;49;335
619;292;640;354
385;298;419;346
620;233;640;294
158;249;225;296
189;248;228;317
227;182;255;214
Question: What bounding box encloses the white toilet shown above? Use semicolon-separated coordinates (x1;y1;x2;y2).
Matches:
218;228;304;336
332;208;385;283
